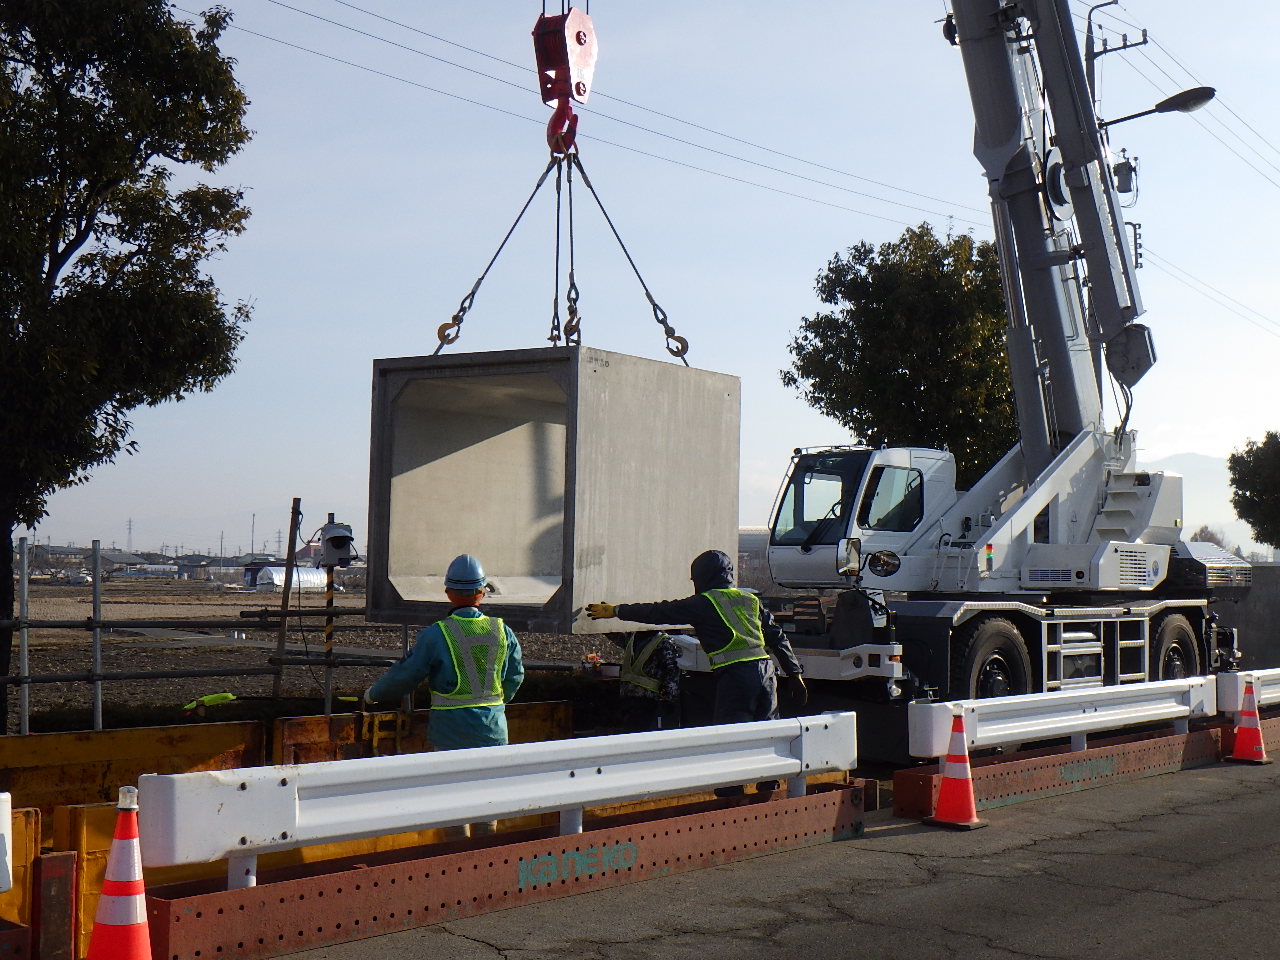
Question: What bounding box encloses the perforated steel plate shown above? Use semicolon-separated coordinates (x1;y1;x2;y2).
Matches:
148;786;863;960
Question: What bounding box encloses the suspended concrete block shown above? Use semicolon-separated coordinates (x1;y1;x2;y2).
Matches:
367;346;741;634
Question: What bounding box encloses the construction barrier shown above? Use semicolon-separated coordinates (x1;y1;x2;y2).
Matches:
139;713;859;885
0;803;38;955
0;722;266;837
1217;668;1280;712
908;676;1217;758
146;782;865;960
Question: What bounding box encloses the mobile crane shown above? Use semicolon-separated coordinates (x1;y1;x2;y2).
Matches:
763;0;1250;718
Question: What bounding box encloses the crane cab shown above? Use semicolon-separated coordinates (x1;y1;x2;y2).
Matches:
767;446;956;588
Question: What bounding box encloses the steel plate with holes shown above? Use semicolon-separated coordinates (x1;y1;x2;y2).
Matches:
148;786;863;960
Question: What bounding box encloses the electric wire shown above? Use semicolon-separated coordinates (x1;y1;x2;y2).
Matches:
208;5;1278;340
1069;0;1280;178
1142;249;1280;340
266;0;990;220
1114;54;1280;192
179;9;972;232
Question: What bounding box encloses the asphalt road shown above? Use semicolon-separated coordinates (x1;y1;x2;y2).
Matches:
285;760;1278;960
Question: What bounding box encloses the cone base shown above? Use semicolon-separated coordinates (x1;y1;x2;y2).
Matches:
924;816;988;831
1224;756;1272;765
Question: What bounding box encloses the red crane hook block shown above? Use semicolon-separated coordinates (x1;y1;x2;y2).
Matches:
533;7;597;154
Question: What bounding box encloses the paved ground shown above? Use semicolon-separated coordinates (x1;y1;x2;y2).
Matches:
287;760;1279;960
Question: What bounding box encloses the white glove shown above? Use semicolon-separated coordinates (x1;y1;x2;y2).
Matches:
362;686;377;706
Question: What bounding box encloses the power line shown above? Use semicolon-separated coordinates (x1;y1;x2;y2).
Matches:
1142;248;1280;339
198;11;989;232
1110;55;1280;192
265;0;990;221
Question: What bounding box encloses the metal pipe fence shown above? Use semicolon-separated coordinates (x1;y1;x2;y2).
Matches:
3;538;405;735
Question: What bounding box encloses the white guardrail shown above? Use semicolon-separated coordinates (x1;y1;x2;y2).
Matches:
139;712;857;888
1;792;11;894
909;678;1217;758
1217;669;1280;713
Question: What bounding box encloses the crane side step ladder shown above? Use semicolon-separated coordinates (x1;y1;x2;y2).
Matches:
128;714;864;960
894;672;1280;821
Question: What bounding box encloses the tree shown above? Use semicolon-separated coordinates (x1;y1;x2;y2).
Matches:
1188;525;1230;550
1228;432;1280;548
781;223;1015;488
1;1;251;728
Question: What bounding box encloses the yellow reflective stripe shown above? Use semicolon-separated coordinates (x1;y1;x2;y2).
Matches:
431;615;507;708
621;634;664;691
704;590;767;669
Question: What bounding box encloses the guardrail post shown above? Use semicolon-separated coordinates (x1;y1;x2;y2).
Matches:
559;807;584;835
227;854;257;889
1070;733;1087;752
787;774;807;798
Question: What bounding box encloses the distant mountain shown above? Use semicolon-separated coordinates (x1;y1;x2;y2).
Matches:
1139;452;1272;558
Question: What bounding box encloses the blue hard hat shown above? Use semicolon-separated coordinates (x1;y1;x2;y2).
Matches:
444;554;487;592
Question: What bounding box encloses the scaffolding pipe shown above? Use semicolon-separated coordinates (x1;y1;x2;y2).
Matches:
91;541;103;731
17;537;29;735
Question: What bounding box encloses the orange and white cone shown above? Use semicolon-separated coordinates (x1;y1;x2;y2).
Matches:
925;707;987;830
1226;677;1271;765
86;786;152;960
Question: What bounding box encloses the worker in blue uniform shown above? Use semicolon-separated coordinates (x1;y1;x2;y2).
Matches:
364;554;524;751
587;549;806;795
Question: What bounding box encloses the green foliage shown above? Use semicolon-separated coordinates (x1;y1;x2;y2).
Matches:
781;223;1015;488
0;0;252;529
0;1;252;726
1228;432;1280;548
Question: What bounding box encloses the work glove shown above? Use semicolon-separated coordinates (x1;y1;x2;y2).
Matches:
361;686;378;707
788;674;809;707
586;602;617;620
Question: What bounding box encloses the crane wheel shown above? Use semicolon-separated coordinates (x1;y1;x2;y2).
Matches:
951;616;1032;701
1152;613;1201;680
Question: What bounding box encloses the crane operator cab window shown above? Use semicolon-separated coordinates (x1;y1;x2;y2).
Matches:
857;465;924;532
771;451;871;547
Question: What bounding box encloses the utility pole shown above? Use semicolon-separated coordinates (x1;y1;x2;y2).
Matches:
219;531;225;566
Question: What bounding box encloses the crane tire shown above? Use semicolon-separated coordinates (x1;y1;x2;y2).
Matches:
1153;613;1201;680
951;616;1033;701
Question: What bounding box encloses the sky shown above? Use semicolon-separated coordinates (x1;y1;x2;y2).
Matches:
22;0;1280;558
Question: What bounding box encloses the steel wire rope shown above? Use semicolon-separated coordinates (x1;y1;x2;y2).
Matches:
263;0;990;223
549;156;565;345
435;156;563;353
178;9;966;233
568;151;689;364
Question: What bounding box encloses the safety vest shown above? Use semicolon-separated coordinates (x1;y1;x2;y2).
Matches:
620;633;667;694
702;589;768;669
430;613;508;710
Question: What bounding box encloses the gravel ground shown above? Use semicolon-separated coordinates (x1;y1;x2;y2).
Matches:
5;581;608;732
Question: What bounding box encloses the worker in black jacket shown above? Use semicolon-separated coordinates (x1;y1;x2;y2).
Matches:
586;549;807;725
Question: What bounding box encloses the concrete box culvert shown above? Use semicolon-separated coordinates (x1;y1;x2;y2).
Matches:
367;346;741;634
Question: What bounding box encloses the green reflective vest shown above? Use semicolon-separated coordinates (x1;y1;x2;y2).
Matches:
702;589;768;669
431;613;508;710
620;633;667;694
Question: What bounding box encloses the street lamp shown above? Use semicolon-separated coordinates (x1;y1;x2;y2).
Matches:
1099;86;1216;128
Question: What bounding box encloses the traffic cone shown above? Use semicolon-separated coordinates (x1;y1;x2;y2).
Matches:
925;707;987;830
86;786;151;960
1226;678;1271;765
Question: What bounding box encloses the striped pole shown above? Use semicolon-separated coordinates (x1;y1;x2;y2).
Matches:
87;786;151;960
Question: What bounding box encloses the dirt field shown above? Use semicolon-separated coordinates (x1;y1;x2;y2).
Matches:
5;580;603;733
